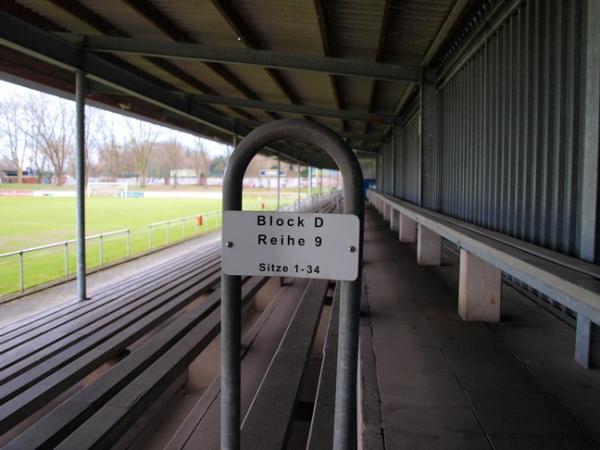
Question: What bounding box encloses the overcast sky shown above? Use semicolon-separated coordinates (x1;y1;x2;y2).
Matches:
0;79;231;158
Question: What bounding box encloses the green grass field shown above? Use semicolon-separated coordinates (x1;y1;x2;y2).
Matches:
0;191;299;296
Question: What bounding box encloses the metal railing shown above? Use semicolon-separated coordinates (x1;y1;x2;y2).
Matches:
147;211;221;251
0;229;130;293
0;193;342;297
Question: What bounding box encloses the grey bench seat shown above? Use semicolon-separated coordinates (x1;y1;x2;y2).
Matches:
0;246;222;435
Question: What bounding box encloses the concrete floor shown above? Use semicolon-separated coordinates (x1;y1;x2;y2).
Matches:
0;233;220;328
362;206;600;450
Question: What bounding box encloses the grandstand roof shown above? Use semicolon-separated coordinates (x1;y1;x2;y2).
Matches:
0;0;473;168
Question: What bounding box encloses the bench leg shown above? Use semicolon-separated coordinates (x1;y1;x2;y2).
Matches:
398;214;417;242
575;315;594;368
383;203;390;221
458;249;501;322
417;225;441;266
390;209;399;231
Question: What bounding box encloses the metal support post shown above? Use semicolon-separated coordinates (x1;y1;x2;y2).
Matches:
308;166;313;197
319;168;323;195
221;120;363;450
277;156;281;211
64;243;69;278
18;252;24;292
297;161;301;208
75;70;87;300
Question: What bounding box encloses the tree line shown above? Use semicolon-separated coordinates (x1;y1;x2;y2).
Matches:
0;93;234;187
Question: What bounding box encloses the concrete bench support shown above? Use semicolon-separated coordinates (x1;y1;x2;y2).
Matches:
458;249;502;322
383;203;390;221
390;209;399;231
575;315;598;368
417;225;441;266
398;214;417;242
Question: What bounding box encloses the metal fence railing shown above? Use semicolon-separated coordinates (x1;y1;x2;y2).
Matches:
0;190;343;298
147;210;221;251
0;229;130;294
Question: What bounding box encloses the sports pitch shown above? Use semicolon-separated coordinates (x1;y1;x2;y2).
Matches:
0;190;297;296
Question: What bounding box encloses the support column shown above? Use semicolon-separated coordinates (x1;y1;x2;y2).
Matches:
276;156;281;211
319;168;323;195
383;203;391;222
575;315;593;368
398;213;417;242
390;209;399;231
308;166;313;197
297;162;301;207
75;71;87;301
417;224;441;266
458;249;501;322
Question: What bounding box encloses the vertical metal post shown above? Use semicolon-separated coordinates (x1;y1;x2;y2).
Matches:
99;236;104;267
276;156;281;211
64;243;69;278
320;168;323;195
221;120;363;450
18;252;24;292
297;162;301;208
391;125;396;195
75;70;87;300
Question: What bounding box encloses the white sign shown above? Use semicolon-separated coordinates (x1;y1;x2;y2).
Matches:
222;211;360;281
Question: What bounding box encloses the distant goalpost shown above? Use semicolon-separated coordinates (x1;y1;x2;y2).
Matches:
87;182;129;198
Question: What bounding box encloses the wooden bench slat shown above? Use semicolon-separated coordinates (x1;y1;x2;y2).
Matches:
0;268;219;432
0;261;220;385
0;243;216;340
4;277;266;449
307;283;339;450
167;279;310;450
0;269;221;433
0;248;219;352
241;279;328;450
52;277;267;450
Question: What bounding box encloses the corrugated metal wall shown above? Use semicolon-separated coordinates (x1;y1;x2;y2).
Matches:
394;116;420;204
378;0;584;257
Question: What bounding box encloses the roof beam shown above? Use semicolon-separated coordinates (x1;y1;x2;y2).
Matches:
209;0;308;119
188;94;397;124
313;0;347;131
65;34;423;83
121;0;276;121
48;0;257;121
364;0;393;143
0;12;233;132
88;80;396;124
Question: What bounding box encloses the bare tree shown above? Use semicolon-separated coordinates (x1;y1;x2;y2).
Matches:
98;120;124;180
27;94;73;186
189;139;210;185
127;119;160;187
0;97;29;183
165;138;184;187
